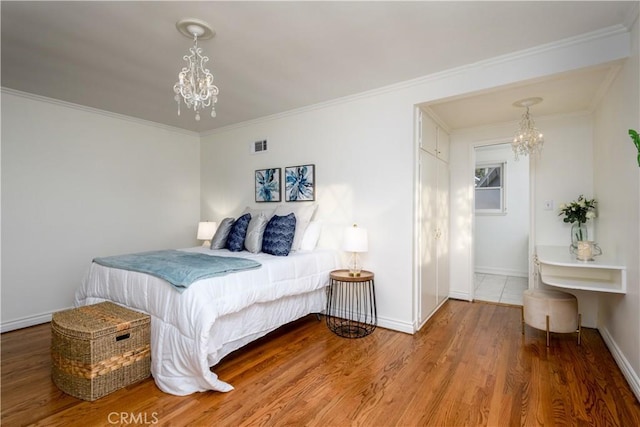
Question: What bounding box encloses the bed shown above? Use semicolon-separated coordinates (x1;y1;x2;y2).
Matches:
74;246;340;396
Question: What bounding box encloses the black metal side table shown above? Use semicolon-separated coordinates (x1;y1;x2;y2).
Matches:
326;269;377;338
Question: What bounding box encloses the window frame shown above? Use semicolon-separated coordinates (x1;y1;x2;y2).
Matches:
474;162;507;215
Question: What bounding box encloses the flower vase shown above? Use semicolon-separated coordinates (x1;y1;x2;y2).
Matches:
571;222;588;249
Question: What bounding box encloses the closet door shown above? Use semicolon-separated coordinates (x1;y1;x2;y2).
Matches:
437;159;450;305
419;150;438;323
420;112;438;156
437;128;450;163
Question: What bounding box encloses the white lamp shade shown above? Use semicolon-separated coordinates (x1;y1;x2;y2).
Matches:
197;221;217;240
343;225;368;252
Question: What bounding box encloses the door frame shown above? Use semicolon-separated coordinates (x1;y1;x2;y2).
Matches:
469;139;536;301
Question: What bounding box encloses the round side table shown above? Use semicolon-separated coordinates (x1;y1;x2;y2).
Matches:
326;269;377;338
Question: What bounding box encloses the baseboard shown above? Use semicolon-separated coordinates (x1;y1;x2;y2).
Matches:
475;266;528;278
414;298;453;332
327;306;414;335
449;290;472;301
377;316;414;334
599;326;640;402
1;310;61;333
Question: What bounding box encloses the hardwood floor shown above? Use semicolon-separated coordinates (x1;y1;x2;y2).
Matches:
2;300;639;426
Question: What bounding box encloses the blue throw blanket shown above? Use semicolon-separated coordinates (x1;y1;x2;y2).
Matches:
93;250;262;293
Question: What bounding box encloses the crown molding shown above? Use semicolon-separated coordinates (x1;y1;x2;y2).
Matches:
1;87;199;137
203;24;631;137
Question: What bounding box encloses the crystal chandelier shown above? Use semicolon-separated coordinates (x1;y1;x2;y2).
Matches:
173;19;219;121
512;97;544;160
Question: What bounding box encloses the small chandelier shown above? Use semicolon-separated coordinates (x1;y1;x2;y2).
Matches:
173;19;219;121
512;97;544;160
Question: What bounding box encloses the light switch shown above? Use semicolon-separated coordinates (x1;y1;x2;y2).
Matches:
544;200;554;211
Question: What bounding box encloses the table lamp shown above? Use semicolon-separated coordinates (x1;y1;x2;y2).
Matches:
197;221;217;247
343;224;368;277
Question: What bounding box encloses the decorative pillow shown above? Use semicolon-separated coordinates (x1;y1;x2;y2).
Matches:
225;213;251;252
244;213;269;253
273;203;317;251
262;213;296;256
299;220;322;251
210;217;234;249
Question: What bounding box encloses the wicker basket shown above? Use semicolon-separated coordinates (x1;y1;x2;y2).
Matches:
51;302;151;401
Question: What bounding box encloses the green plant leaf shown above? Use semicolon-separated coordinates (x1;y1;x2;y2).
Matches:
630;129;640;147
630;129;640;167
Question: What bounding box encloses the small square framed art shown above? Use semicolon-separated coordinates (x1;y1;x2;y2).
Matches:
285;164;315;202
255;168;281;202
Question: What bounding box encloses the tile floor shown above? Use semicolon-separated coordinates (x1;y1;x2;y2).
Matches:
474;273;528;306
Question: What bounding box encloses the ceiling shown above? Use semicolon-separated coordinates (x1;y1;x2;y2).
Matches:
1;1;637;133
425;64;623;131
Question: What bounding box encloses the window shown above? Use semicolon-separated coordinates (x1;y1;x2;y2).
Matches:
475;163;505;214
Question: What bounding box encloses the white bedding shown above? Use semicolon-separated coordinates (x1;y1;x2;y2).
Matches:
75;247;340;395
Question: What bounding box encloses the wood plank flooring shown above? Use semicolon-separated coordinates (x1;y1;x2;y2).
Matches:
2;300;639;426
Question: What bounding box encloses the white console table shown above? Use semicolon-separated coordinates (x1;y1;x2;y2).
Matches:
536;245;627;294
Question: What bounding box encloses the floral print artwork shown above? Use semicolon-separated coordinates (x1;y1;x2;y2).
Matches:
285;164;315;202
255;168;281;202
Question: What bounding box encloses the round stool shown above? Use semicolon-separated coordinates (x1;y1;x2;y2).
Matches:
522;289;581;346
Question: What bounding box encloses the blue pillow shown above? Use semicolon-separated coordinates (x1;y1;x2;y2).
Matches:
262;213;296;256
226;213;251;252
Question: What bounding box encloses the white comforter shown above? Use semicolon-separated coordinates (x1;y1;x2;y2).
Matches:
75;247;340;395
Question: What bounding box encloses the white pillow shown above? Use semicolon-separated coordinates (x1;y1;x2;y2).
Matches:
244;214;269;253
273;203;317;250
299;221;322;251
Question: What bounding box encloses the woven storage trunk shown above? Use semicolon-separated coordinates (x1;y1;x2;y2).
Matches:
51;302;151;401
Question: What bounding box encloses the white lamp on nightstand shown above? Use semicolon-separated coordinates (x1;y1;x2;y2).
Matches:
197;221;217;247
343;224;368;277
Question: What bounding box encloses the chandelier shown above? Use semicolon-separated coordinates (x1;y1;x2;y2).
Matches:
512;97;544;160
173;19;219;121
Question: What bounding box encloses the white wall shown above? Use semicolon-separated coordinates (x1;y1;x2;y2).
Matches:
534;115;595;245
201;94;417;332
593;16;640;400
474;143;529;277
1;91;201;331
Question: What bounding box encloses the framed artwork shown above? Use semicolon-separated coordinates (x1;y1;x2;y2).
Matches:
255;168;281;202
285;164;315;202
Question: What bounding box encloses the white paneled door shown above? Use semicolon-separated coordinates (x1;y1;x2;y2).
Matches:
436;159;450;306
419;150;438;323
418;109;451;329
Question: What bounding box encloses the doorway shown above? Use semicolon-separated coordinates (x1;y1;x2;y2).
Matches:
473;143;529;305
